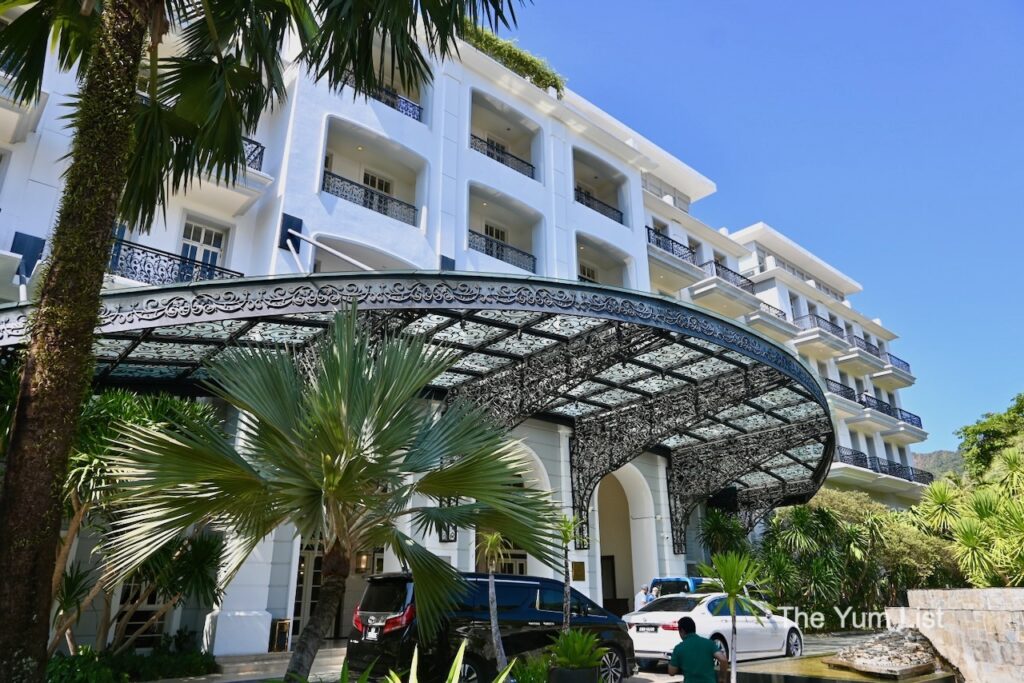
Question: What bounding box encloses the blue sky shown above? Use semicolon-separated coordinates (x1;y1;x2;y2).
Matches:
506;0;1023;452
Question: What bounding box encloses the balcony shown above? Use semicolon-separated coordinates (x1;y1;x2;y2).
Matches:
831;446;934;486
873;351;915;391
647;228;698;265
108;239;243;287
0;74;47;144
883;406;927;445
647;228;707;296
575;188;624;224
470;135;535;178
792;314;849;360
688;261;760;318
836;333;886;376
341;71;423;122
824;379;862;418
744;300;799;342
468;230;536;273
242;137;265;171
322;171;417;226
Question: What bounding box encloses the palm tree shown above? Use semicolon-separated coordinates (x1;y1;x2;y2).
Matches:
0;3;525;678
100;310;558;680
477;531;511;671
555;514;579;633
698;508;749;555
697;552;763;683
916;479;963;536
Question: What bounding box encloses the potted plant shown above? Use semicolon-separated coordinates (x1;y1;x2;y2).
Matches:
545;630;607;683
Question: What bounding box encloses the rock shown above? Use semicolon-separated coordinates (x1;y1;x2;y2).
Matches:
832;627;962;680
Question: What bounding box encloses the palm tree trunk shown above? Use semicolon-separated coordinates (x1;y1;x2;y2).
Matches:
0;1;146;679
95;591;113;651
286;545;349;682
730;617;738;683
561;545;571;633
114;595;180;655
112;583;156;650
488;567;508;670
52;497;89;597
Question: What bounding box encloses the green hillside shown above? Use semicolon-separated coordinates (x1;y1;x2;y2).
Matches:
913;449;965;476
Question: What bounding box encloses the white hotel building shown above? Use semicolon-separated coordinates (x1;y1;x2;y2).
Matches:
0;30;927;655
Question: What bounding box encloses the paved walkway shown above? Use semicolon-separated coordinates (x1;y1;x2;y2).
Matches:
156;631;882;683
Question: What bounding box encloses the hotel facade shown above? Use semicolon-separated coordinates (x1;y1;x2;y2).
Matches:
0;30;928;656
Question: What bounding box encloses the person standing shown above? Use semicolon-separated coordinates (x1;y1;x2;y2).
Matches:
667;616;728;683
634;584;650;611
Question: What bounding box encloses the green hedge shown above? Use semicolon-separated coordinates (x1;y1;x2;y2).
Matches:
47;632;217;682
461;22;565;98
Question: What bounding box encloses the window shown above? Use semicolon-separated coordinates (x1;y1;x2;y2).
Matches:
181;218;228;274
495;584;532;611
324;152;334;173
363;170;393;196
651;218;668;234
687;239;701;255
485;136;508;161
639;596;701;613
578;262;597;283
484;223;508;243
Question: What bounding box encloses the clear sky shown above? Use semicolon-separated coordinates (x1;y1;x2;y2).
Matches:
505;0;1023;453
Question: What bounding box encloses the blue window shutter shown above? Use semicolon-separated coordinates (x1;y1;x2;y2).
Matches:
279;213;302;251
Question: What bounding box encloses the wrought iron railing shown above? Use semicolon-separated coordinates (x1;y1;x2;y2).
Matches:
858;393;898;418
759;301;787;320
468;230;536;273
883;352;912;373
846;334;881;358
646;228;698;265
321;171;417;226
835;446;933;484
825;378;858;402
699;261;755;294
341;71;423;121
469;135;534;178
574;188;624;224
242;137;265;171
794;314;845;338
108;239;243;286
896;408;923;428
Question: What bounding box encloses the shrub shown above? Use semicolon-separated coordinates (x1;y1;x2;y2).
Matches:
461;22;565;97
546;629;607;669
45;630;217;682
511;655;550;683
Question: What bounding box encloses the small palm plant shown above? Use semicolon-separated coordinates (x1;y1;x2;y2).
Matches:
555;515;580;633
102;309;560;680
546;629;607;671
698;551;763;683
478;531;512;670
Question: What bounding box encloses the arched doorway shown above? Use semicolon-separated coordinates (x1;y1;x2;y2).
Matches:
597;463;659;616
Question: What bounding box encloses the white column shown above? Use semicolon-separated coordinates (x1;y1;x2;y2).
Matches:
204;533;275;656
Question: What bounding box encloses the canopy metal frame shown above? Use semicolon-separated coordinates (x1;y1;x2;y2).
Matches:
0;271;835;553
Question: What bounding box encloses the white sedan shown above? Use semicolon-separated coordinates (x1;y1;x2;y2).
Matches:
623;593;803;663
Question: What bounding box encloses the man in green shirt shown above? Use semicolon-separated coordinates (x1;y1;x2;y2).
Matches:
667;616;728;682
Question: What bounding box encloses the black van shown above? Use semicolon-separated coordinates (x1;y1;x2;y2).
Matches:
346;573;636;683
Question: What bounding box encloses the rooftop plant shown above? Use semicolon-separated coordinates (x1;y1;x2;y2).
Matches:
462;22;566;97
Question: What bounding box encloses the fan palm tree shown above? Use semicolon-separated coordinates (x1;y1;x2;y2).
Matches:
916;479;963;536
477;531;511;671
0;2;525;678
697;552;763;683
100;309;559;680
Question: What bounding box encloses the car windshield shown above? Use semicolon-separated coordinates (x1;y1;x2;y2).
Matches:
360;579;411;613
638;596;702;613
652;580;690;595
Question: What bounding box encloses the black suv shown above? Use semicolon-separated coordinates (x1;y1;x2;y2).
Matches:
346;572;635;683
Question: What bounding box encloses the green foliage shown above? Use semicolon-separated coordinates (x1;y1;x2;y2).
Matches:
511;655;550;683
461;21;565;97
45;633;215;683
956;392;1024;479
698;508;749;555
697;552;763;620
54;563;93;626
546;629;607;669
379;641;513;683
913;449;965;477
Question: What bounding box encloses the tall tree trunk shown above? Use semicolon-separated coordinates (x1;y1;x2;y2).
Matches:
114;595;180;655
286;545;349;682
52;496;89;597
561;544;571;633
112;583;156;650
95;591;113;651
0;1;146;680
488;567;508;670
730;616;738;683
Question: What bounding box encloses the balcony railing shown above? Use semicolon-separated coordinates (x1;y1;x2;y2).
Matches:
794;314;845;338
858;393;898;418
470;135;534;178
759;301;788;320
699;261;755;294
825;378;858;402
468;230;536;273
883;352;912;374
575;189;624;224
646;228;697;265
896;408;923;428
341;71;423;121
846;334;881;358
108;239;243;286
322;171;417;226
242;137;265;172
835;446;934;485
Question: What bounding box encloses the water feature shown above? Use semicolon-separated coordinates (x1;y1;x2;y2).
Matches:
737;655;956;682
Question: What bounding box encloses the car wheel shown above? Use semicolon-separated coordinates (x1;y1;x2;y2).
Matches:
599;646;626;683
460;655;489;683
712;634;729;665
785;629;803;657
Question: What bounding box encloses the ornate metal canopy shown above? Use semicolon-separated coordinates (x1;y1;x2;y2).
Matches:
0;272;835;554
